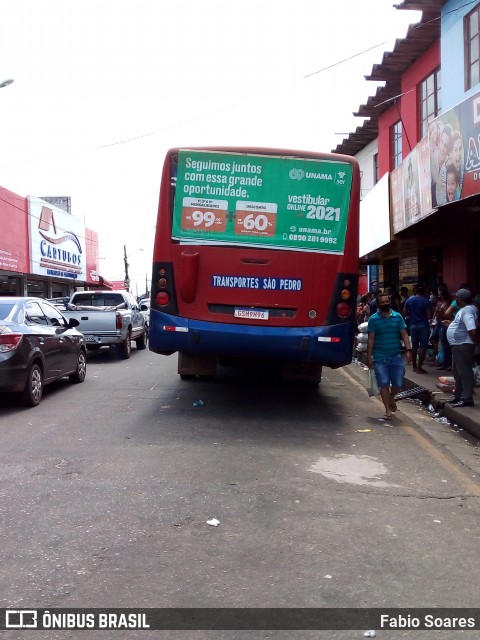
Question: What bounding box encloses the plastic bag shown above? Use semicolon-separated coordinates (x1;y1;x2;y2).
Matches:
367;369;380;396
435;342;444;366
473;365;480;386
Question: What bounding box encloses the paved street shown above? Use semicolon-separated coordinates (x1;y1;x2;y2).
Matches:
1;347;479;639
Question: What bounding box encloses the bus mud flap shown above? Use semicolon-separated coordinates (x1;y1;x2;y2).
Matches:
178;351;217;377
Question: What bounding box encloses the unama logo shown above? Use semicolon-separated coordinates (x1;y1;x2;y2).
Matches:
38;206;83;276
289;168;305;180
289;167;333;181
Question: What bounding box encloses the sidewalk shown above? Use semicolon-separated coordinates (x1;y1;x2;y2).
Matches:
352;353;480;440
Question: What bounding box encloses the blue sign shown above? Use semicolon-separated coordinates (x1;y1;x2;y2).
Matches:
211;275;302;291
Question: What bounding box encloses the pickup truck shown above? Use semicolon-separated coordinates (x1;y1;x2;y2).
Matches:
61;290;147;359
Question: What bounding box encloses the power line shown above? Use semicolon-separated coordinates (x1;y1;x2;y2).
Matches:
303;40;390;79
304;0;478;80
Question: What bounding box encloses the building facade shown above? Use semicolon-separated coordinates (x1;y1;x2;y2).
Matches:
336;0;480;296
0;184;110;297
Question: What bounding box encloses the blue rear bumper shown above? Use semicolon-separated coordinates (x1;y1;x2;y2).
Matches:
149;310;355;366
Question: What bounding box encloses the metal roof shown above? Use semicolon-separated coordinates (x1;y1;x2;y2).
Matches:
333;0;446;155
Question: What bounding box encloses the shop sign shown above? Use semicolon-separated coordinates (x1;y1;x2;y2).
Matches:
28;197;87;281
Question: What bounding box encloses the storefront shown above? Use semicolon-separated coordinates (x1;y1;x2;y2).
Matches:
0;272;23;296
0;186;105;298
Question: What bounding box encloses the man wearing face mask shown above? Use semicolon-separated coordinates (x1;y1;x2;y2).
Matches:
367;292;413;420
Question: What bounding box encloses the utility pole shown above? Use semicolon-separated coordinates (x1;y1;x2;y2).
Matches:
145;273;149;298
123;245;130;292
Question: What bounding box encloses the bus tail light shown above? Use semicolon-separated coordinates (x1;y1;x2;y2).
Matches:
327;273;357;324
151;262;178;314
336;302;352;318
156;291;171;306
0;333;23;352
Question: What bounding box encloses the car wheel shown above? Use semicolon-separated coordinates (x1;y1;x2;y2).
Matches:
119;331;131;359
69;350;87;383
136;327;147;350
21;363;43;407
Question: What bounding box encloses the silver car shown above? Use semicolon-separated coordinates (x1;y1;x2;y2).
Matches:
139;298;150;335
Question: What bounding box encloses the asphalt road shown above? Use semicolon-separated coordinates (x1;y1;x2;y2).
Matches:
0;346;479;639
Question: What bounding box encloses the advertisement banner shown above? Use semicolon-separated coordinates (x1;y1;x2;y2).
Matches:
85;228;100;284
28;197;87;281
391;165;405;233
0;186;29;273
391;91;480;234
172;150;353;254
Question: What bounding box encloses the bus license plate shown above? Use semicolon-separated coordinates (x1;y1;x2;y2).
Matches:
234;308;269;320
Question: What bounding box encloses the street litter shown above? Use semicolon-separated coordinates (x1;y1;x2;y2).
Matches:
427;404;435;412
193;400;205;407
324;575;332;579
206;518;220;527
355;429;372;433
434;417;451;424
364;632;376;638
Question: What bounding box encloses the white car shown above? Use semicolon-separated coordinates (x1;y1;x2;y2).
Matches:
139;299;150;334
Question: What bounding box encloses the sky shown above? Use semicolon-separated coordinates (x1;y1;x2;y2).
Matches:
0;0;421;296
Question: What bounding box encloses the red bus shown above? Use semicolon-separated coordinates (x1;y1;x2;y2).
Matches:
149;147;360;384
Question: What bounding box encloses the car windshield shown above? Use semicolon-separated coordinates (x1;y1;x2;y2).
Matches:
0;302;17;321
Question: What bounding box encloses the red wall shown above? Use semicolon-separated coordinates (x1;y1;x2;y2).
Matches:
377;41;440;179
0;186;29;273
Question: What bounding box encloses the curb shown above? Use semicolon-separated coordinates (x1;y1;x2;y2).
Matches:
352;352;480;441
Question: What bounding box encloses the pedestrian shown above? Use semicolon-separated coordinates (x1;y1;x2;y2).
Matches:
356;294;370;327
369;289;382;316
385;285;402;313
403;283;432;373
400;286;410;314
445;289;480;407
367;292;413;420
434;289;453;370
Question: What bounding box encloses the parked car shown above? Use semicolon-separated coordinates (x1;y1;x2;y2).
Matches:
62;290;146;359
139;298;150;334
46;296;70;309
0;297;87;407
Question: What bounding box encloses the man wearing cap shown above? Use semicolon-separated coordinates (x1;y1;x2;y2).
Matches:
445;288;480;407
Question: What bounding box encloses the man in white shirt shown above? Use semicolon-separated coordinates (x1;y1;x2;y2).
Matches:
445;289;479;407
